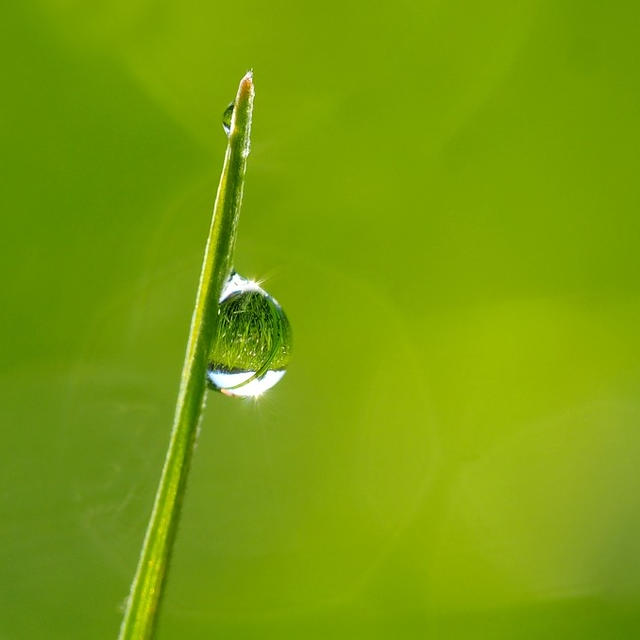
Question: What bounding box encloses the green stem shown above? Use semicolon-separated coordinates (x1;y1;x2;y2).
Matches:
118;72;255;640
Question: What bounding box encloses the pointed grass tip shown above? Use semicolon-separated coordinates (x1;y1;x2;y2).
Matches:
239;70;254;96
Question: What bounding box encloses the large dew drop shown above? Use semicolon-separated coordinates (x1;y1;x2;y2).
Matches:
222;102;234;136
207;273;292;397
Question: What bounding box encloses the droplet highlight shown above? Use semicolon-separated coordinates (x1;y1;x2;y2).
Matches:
207;273;291;397
222;102;234;136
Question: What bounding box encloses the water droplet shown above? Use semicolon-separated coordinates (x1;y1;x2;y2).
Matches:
207;273;291;397
222;102;234;136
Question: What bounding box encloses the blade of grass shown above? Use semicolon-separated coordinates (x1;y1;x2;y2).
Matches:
118;71;255;640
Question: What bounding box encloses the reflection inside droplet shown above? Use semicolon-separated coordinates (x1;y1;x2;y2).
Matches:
222;102;234;136
207;273;291;397
208;370;287;398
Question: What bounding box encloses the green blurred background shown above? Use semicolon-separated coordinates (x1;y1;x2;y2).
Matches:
2;1;640;638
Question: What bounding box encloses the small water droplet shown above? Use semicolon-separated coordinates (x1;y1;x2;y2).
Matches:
222;102;234;136
207;273;291;397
